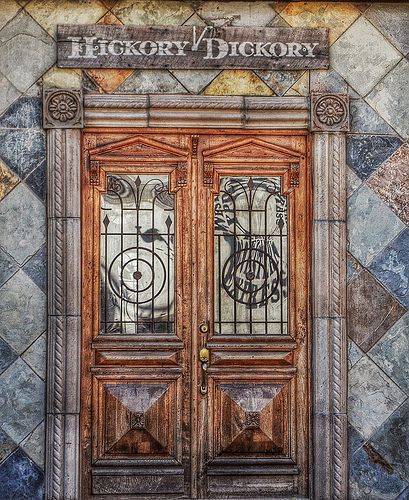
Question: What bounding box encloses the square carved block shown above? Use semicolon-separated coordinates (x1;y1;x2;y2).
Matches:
94;378;179;461
310;93;349;132
211;379;292;459
43;88;83;129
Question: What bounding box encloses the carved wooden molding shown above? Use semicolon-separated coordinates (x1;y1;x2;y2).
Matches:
310;93;349;132
45;94;348;500
43;89;83;129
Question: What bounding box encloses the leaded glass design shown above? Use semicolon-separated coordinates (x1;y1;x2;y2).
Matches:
214;176;288;335
100;174;175;335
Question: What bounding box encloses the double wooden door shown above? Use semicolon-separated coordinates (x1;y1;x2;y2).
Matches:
81;130;311;499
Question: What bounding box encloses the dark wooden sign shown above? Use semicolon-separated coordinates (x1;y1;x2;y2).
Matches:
57;25;329;70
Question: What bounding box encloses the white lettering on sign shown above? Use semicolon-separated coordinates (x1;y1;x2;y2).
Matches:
66;29;321;60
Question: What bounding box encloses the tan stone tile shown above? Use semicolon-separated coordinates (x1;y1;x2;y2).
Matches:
283;88;301;96
100;0;118;8
0;160;19;201
113;0;193;25
182;13;207;26
203;70;273;96
26;0;108;39
0;0;20;30
195;1;276;27
42;67;82;89
84;11;133;93
280;2;360;44
116;69;187;94
367;144;409;225
290;71;309;96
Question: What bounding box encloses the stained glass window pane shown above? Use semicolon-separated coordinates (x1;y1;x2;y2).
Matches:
214;176;288;335
100;174;175;335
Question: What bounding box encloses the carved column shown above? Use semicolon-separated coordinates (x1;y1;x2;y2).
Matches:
311;93;349;500
44;89;83;500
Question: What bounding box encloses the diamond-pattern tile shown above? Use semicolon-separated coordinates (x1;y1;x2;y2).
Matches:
0;247;18;288
171;69;221;94
366;58;409;140
348;268;406;352
348;184;405;266
116;70;187;94
350;99;395;135
0;338;18;376
0;73;20;117
369;228;409;308
347;166;362;198
20;421;44;469
348;339;364;370
26;0;107;39
22;245;46;293
369;313;409;394
331;16;402;96
0;1;20;31
347;135;402;180
370;399;409;480
365;4;409;55
348;355;406;439
0;270;45;354
0;12;55;93
0;427;17;463
280;1;360;44
0;447;43;499
367;144;409;225
0;358;44;443
21;332;46;381
310;68;348;94
349;443;408;500
24;159;46;202
195;1;276;27
42;66;82;90
113;0;193;26
0;96;41;129
203;70;273;96
255;69;303;96
0;129;45;180
0;183;46;265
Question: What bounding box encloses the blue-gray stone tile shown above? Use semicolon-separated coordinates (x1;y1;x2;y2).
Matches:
22;245;46;292
0;247;18;287
347;166;362;198
24;160;46;202
21;333;46;381
310;68;348;94
350;99;395;135
369;229;409;308
365;4;409;55
397;487;409;500
0;97;42;129
0;358;44;444
347;253;363;282
348;184;405;266
0;447;43;500
0;338;18;376
347;135;403;180
0;11;55;93
0;428;17;464
20;421;44;470
349;443;408;499
348;339;364;370
348;355;406;439
370;399;409;479
369;313;409;394
0;183;45;265
0;73;20;117
0;270;46;354
348;423;365;456
0;129;45;180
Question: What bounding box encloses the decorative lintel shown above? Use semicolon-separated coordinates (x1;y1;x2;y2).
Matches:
43;88;84;129
310;93;349;132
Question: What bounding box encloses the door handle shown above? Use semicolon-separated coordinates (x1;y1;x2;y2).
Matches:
199;324;210;395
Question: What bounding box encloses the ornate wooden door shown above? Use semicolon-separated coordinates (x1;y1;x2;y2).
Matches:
81;130;311;499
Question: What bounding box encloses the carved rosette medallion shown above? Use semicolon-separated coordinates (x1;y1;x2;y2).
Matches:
311;93;349;132
43;88;83;129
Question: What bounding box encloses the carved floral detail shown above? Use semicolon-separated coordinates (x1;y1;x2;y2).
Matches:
311;94;349;132
43;89;83;129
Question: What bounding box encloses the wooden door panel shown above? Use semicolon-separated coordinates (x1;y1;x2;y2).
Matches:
82;130;310;499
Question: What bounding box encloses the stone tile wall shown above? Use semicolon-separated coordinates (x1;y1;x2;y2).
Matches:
0;1;408;498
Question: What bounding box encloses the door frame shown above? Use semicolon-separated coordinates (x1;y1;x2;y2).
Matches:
43;91;349;499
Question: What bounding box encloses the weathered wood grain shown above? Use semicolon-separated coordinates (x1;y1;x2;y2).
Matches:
58;25;329;70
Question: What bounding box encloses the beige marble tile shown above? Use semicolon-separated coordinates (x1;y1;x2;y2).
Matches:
26;0;108;39
280;1;360;44
203;70;273;96
113;0;193;26
290;71;309;96
195;1;276;27
42;67;82;89
0;160;19;202
171;69;221;94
